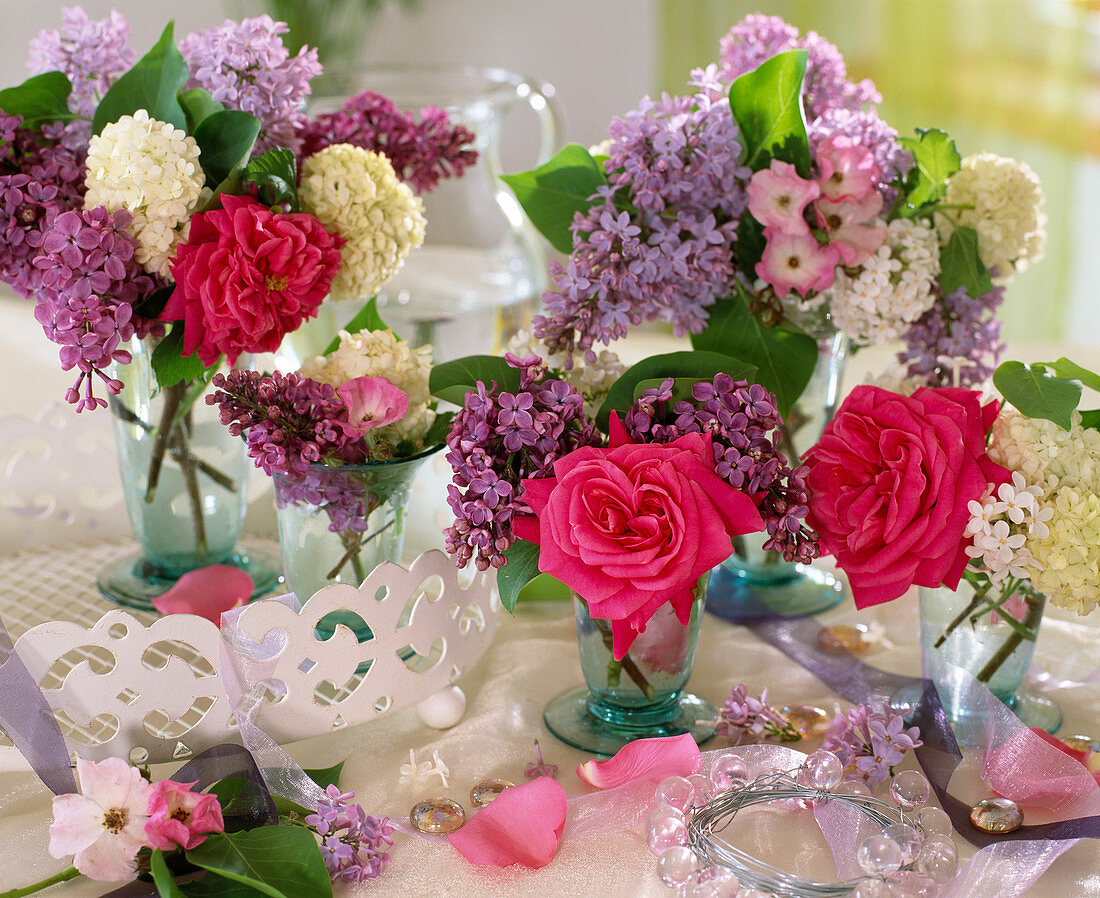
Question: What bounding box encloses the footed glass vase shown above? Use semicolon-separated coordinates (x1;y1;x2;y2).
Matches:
706;327;848;620
919;576;1061;733
544;576;716;755
99;339;279;610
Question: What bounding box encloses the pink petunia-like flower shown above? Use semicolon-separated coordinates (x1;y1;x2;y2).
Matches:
512;416;763;659
163;194;344;366
48;758;155;882
816;135;880;201
815;193;887;266
145;779;224;851
746;160;819;235
755;228;840;298
336;376;408;435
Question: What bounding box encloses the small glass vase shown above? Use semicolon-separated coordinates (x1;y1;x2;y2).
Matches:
706;326;848;620
543;576;716;755
919;576;1062;733
98;339;279;610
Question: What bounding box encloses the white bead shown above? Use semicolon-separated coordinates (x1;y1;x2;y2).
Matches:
416;685;466;728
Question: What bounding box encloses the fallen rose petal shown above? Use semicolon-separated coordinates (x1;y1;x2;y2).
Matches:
576;734;701;789
151;565;253;624
448;777;567;868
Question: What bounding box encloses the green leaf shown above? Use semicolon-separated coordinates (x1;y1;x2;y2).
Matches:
180;88;226;132
1079;409;1100;431
93;22;190;134
181;875;271;898
242;147;300;212
132;284;175;320
733;211;767;274
186;830;332;898
690;286;818;417
516;572;570;603
151;323;205;389
993;360;1081;431
429;355;522;406
938;226;993;298
151;849;187;898
0;72;79;129
305;761;344;790
193;110;261;187
729;49;811;176
497;539;542;614
423;410;455;447
501;143;607;254
1048;357;1100;394
897;128;960;213
596;351;758;430
322;297;389;354
632;377;699;406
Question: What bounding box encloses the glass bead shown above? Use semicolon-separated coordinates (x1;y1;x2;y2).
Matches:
835;779;873;798
915;838;958;884
916;805;952;837
969;797;1023;834
678;865;739;898
709;754;750;792
889;770;931;810
781;704;832;739
797;750;844;791
645;808;688;855
410;797;466;834
818;622;876;654
889;870;938;898
688;774;715;808
656;845;698;886
857;833;903;877
1060;734;1098;752
655;776;696;814
851;879;893;898
884;822;923;865
469;778;514;808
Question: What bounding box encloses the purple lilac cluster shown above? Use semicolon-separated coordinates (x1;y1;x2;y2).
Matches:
821;703;923;786
715;683;801;744
624;375;819;564
533;91;747;362
444;353;600;570
897;286;1006;389
179;15;322;154
297;91;479;194
305;785;393;883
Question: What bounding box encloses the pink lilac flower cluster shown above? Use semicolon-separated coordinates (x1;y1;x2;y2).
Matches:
179;15;322;154
533;90;747;362
623;375;818;564
897;285;1006;388
821;703;923;785
444;353;601;570
714;683;801;744
297;91;478;194
305;785;394;883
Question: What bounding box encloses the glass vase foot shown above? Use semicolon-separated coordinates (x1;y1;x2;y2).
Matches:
543;686;716;756
97;547;282;612
1005;689;1062;734
705;559;845;621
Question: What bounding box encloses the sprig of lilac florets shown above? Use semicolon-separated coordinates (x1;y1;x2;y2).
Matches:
305;785;393;883
715;683;801;744
821;703;923;786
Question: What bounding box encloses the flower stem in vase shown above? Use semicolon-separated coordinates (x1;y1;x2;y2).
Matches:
170;409;209;554
145;380;185;503
976;588;1042;685
324;517;396;583
591;616;655;700
933;574;992;648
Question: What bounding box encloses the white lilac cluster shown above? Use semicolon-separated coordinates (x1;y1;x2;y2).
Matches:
985;408;1100;614
84;110;207;276
299;145;426;302
964;472;1051;583
937;152;1046;280
827;218;939;344
301;328;435;444
506;329;625;413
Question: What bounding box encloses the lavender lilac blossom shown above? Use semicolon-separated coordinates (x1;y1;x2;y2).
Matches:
821;703;922;786
305;785;393;883
715;683;800;744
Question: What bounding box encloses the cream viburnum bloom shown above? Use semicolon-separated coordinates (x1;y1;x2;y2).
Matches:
936;152;1046;281
299;144;426;301
84;109;206;276
302;328;434;444
506;329;625;414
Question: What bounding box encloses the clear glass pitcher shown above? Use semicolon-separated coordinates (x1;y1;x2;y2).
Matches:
304;65;564;361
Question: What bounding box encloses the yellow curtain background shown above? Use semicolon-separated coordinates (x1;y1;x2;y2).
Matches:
657;0;1099;347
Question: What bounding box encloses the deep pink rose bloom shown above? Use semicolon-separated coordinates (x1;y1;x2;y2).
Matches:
163;195;344;366
803;386;1010;609
336;375;408;434
513;416;764;659
144;779;224;851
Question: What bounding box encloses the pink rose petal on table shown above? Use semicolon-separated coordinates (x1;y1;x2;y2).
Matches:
151;565;254;624
448;777;567;868
576;734;701;789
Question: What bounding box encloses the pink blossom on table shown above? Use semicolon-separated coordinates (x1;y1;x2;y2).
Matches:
48;757;155;882
336;376;408;435
144;779;224;851
755;228;839;298
448;777;567;868
576;734;701;789
150;564;254;624
815;135;880;202
746;161;819;235
814;193;887;266
525;740;559;780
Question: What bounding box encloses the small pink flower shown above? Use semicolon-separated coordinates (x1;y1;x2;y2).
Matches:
815;193;887;266
755;229;839;298
336;376;408;434
816;135;880;201
145;779;224;851
746;160;819;235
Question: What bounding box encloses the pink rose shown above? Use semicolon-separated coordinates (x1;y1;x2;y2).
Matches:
144;779;224;851
337;376;408;434
755;228;839;298
803;386;1010;609
512;417;764;659
815;193;886;267
815;135;880;201
163;195;344;366
746;160;819;235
